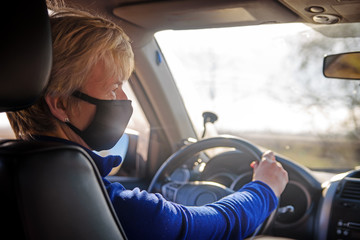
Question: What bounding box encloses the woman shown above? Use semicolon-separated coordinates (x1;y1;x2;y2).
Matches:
7;7;288;240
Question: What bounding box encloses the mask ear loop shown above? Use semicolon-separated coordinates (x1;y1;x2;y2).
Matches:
62;91;95;140
72;91;104;105
64;91;98;140
65;119;84;137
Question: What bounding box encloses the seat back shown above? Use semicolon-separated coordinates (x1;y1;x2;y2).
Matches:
0;1;127;239
0;141;126;239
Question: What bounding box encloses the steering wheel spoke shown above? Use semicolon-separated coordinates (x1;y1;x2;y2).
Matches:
161;181;184;202
162;181;234;206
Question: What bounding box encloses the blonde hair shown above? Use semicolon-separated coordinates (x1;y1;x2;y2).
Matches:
7;7;134;139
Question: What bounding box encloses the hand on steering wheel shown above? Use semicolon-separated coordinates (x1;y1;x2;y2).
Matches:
252;150;288;197
148;136;287;236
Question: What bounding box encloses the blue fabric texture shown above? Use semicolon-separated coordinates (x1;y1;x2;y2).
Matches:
33;136;278;240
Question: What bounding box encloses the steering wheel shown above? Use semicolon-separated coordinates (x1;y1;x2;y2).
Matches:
148;136;277;235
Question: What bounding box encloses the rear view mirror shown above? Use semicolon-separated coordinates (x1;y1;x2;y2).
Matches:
323;52;360;80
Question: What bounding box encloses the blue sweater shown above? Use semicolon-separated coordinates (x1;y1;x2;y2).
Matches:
35;136;278;240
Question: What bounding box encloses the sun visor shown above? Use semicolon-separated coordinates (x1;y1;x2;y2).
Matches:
113;0;297;31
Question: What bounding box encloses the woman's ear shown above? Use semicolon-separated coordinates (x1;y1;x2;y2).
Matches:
45;95;69;122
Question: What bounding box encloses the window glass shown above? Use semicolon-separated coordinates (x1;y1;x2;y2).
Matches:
155;23;360;170
124;81;150;162
0;113;15;139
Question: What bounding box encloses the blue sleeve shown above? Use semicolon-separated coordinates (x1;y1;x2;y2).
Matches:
104;180;278;240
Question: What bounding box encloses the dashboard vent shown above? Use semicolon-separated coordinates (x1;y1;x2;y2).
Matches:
340;180;360;201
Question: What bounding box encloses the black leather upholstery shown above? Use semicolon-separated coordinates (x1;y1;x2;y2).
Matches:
0;140;126;239
0;1;127;239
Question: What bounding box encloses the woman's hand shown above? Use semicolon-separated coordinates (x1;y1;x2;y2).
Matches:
251;150;289;197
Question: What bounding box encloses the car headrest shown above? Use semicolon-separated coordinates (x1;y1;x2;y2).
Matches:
0;0;52;112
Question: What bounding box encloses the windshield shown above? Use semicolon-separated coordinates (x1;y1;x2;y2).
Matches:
155;22;360;171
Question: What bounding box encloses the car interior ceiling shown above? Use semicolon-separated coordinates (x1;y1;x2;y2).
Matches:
64;0;360;41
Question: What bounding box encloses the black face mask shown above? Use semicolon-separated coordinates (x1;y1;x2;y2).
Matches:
65;91;133;151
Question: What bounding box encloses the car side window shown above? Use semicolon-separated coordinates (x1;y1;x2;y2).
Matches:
0;113;15;139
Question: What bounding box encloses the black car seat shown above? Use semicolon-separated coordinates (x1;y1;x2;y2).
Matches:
0;1;127;239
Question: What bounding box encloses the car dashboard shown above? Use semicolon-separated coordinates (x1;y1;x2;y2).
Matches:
319;170;360;240
168;149;360;239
